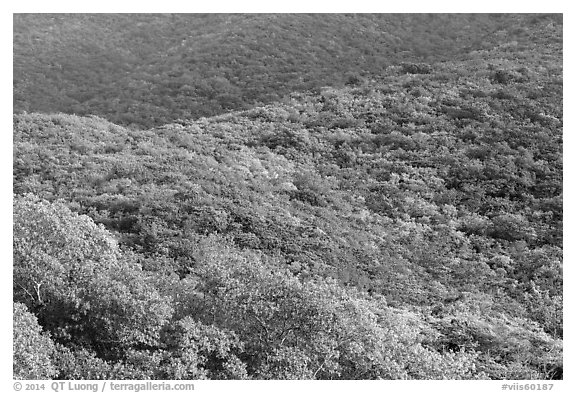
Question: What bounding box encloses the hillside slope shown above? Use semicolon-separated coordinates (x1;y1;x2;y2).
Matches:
14;13;561;128
13;17;563;379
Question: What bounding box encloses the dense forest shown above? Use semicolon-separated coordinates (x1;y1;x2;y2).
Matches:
13;14;562;380
14;13;559;128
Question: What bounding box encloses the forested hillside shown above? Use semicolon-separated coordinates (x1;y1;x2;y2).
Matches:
13;14;562;380
14;13;561;128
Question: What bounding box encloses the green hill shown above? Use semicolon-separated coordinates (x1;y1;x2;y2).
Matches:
13;15;563;379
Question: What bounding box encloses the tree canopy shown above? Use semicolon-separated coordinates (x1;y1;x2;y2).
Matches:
13;13;562;380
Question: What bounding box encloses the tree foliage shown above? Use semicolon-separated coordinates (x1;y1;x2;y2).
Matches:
13;302;57;379
12;13;562;380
